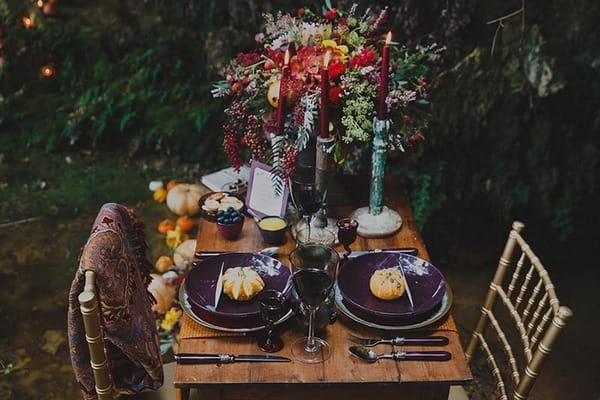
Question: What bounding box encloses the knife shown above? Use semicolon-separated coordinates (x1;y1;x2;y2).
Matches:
174;353;291;364
195;247;279;260
347;248;418;258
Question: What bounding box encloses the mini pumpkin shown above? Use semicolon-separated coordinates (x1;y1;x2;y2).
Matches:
155;255;173;273
173;239;197;269
166;183;204;216
148;273;176;313
157;219;176;234
153;187;167;203
176;215;195;233
221;266;265;301
369;268;406;300
166;180;178;192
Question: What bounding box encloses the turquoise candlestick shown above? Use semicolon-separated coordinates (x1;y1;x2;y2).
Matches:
369;118;391;215
350;117;402;238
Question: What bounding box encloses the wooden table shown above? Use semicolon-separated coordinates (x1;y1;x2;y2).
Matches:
174;183;472;400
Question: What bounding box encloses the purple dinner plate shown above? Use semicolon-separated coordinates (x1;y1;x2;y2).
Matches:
184;253;292;328
337;252;446;321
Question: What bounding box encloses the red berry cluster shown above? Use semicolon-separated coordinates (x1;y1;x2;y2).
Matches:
282;144;299;180
223;100;267;171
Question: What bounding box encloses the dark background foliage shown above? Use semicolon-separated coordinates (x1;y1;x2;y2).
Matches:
1;0;598;245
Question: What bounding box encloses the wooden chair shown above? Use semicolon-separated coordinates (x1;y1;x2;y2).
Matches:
461;221;572;399
78;270;179;400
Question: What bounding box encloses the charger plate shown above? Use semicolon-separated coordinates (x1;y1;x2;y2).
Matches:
334;283;453;331
179;285;293;333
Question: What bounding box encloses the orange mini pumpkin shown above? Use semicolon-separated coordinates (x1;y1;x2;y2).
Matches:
176;216;195;233
157;219;176;234
166;180;178;192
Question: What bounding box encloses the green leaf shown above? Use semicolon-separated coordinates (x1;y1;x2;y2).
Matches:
119;111;136;132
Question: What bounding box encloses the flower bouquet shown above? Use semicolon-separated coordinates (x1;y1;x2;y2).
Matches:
212;3;435;180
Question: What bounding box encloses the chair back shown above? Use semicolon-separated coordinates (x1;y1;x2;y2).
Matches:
79;270;114;400
68;203;163;400
464;221;572;400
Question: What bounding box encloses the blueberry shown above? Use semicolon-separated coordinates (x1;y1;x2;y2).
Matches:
217;210;225;217
227;206;235;213
224;218;233;224
233;216;243;224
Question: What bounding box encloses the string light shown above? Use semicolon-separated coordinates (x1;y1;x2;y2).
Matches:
21;15;34;29
37;0;44;8
41;64;56;77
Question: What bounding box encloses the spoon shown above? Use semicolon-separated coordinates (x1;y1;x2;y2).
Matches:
349;346;451;362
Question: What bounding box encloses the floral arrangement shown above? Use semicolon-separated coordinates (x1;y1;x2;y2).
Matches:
212;2;437;178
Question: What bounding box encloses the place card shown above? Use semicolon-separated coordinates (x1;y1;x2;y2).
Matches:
245;161;289;218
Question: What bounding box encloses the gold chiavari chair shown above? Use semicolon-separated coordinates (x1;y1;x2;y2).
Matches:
78;271;178;400
456;221;572;399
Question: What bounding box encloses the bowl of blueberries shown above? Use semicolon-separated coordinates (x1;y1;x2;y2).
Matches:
216;207;245;240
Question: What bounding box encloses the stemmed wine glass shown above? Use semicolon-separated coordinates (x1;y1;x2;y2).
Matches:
257;289;286;353
288;244;339;363
336;218;359;260
290;170;325;243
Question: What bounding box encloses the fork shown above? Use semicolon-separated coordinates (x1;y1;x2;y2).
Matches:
347;333;449;347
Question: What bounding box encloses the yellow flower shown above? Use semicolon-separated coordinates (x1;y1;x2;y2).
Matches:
321;40;349;61
166;226;189;249
160;307;182;332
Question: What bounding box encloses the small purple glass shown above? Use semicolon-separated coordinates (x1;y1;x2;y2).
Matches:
336;218;359;260
257;289;286;353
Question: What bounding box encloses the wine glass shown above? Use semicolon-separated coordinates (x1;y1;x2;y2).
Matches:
257;289;286;353
336;218;359;260
288;244;339;363
290;167;325;243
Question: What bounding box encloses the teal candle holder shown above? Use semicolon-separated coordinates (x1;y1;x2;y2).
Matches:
350;117;402;238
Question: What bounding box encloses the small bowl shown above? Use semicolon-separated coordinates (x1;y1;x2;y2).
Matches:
216;218;244;240
257;216;288;245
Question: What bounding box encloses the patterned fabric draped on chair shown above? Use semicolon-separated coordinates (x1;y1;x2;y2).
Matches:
68;203;163;400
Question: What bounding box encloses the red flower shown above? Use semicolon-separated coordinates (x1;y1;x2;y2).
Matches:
328;60;346;80
328;86;343;104
236;52;261;67
348;48;376;69
324;8;337;20
298;7;305;16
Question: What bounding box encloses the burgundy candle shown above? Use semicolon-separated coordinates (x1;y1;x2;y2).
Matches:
320;51;331;138
276;50;290;136
378;32;392;120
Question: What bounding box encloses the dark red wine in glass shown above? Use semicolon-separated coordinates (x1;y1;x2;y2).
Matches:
336;218;358;259
258;289;286;353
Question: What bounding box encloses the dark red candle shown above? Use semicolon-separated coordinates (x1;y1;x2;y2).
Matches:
276;50;290;136
378;32;392;120
320;51;331;138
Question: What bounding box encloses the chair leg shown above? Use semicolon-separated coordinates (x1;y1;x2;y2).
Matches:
176;388;190;400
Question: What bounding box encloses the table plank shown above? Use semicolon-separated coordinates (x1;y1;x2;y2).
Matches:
174;180;472;397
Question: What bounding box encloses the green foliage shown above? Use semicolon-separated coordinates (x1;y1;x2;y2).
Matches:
0;0;598;241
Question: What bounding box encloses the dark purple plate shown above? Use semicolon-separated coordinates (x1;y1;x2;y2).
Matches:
337;253;446;320
184;253;292;329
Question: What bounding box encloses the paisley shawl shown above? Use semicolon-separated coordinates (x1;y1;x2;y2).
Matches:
67;203;163;399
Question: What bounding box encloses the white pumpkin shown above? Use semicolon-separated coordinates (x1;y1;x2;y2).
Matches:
173;239;197;269
148;273;176;313
166;183;204;216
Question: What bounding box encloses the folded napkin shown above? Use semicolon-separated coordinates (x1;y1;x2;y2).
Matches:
67;203;163;400
179;313;245;339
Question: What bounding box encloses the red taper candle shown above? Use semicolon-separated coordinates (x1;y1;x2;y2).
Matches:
320;51;331;138
378;32;392;120
276;50;290;136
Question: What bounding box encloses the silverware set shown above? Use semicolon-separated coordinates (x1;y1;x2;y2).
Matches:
347;334;451;362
